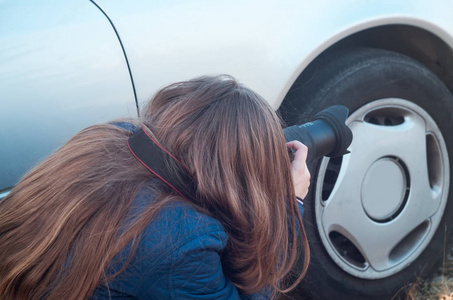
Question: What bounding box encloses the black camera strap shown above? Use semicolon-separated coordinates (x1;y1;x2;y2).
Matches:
127;127;197;201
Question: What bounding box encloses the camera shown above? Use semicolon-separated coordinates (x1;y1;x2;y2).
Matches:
283;105;353;163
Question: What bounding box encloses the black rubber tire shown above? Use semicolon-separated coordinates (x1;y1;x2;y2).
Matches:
279;47;453;300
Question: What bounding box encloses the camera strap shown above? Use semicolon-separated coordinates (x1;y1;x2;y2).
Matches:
127;127;197;201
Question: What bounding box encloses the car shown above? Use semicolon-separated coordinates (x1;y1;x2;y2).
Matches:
2;0;453;299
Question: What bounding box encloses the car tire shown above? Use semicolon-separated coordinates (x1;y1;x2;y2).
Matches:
280;48;453;300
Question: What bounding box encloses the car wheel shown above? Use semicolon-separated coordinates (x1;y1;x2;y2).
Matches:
281;48;453;299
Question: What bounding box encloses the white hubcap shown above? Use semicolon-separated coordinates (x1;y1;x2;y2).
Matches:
315;98;449;279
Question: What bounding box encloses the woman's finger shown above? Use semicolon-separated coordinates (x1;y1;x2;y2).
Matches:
286;141;311;199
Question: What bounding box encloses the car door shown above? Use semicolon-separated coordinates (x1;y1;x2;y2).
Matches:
0;0;137;198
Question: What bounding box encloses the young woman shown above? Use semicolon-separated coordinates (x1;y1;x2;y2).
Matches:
0;75;310;299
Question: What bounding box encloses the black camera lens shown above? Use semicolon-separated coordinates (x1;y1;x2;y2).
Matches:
283;105;353;163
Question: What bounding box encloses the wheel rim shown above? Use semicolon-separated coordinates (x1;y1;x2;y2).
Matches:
315;98;450;279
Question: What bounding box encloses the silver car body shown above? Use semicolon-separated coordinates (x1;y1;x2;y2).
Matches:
2;0;453;195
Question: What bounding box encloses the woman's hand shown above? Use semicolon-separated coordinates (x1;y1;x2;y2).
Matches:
286;141;310;200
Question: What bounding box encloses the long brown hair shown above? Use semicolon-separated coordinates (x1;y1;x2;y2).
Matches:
0;75;309;299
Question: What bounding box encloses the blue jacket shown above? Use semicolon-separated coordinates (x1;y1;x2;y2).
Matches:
91;185;303;299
